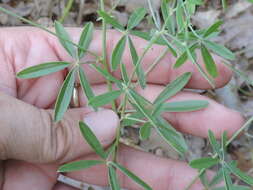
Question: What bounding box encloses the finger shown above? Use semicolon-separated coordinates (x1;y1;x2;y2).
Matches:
78;84;244;138
0;27;231;92
0;93;118;163
62;146;212;190
52;28;232;89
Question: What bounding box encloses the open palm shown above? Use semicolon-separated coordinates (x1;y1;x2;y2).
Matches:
0;27;244;190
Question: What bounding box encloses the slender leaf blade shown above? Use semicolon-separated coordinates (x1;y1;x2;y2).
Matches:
110;162;152;190
127;7;146;30
54;68;76;122
108;165;121;190
88;90;122;108
55;21;76;58
79;121;106;159
78;67;95;105
204;40;235;60
17;62;70;79
78;22;94;59
128;37;146;88
153;72;192;106
201;44;218;78
174;44;198;68
111;35;127;71
208;130;222;158
97;10;124;31
58;160;104;172
160;100;209;113
190;157;219;170
204;20;223;38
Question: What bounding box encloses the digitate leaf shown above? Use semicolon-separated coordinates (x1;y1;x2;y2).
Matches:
190;157;219;170
78;67;95;105
58;160;104;172
88;90;122;108
204;20;223;38
97;10;124;31
127;7;146;30
128;37;146;88
55;21;76;58
204;40;235;60
78;22;94;59
159;100;209;113
110;162;152;190
153;72;192;106
54;68;76;122
79;121;106;159
108;165;121;190
111;35;127;71
139;122;152;140
201;44;218;77
17;62;70;79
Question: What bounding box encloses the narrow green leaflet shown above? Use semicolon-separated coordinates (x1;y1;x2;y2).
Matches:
203;40;235;60
17;62;70;79
128;37;146;88
54;68;76;122
120;63;129;84
174;44;198;68
161;0;175;34
153;72;192;106
189;157;219;170
208;130;222;158
221;132;228;160
204;20;223;38
127;7;146;30
110;162;152;190
226;163;253;186
79;121;106;159
139;122;152;140
111;35;127;71
55;21;76;58
108;165;121;190
78;22;94;59
176;4;184;32
97;10;124;31
156;117;188;155
78;67;95;105
88;90;122;108
90;64;121;84
201;44;218;78
58;160;104;172
159;100;209;113
213;186;252;190
222;167;233;190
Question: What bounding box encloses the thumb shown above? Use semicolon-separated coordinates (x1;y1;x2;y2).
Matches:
0;93;118;164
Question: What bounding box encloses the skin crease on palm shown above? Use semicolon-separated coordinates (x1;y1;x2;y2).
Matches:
0;27;245;190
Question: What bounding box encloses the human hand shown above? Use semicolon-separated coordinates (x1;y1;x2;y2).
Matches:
0;27;244;190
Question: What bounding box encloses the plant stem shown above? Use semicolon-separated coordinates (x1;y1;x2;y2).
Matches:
59;0;74;23
99;0;117;112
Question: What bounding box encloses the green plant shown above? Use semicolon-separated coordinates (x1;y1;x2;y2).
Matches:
1;0;253;189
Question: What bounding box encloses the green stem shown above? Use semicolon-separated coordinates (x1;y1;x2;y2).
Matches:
99;0;117;112
59;0;74;23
